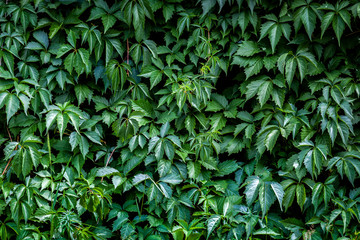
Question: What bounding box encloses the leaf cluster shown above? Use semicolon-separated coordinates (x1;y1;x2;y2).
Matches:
1;0;360;239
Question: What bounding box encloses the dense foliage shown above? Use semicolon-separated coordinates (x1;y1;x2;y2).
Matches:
1;0;360;239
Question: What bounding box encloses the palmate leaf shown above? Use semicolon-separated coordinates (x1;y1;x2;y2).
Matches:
259;15;291;53
278;49;318;86
74;84;93;105
311;179;335;211
293;1;319;40
10;144;41;178
319;2;352;45
246;76;274;106
244;176;284;218
328;152;360;186
106;59;128;92
298;141;328;179
139;65;163;89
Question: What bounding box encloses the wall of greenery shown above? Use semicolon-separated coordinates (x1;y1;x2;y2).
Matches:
1;0;360;239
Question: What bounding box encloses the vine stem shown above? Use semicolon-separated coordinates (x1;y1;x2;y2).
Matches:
6;127;12;141
48;133;54;182
1;130;16;176
345;30;360;37
101;147;117;182
126;38;130;76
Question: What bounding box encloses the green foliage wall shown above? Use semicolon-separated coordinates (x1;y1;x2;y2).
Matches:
1;0;360;239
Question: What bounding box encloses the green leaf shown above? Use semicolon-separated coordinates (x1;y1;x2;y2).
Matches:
79;135;89;159
236;41;260;57
163;4;174;22
257;81;273;106
74;85;93;105
285;57;297;86
245;58;263;79
6;94;20;124
296;184;306;211
113;212;129;231
259;182;276;218
164;140;175;160
102;14;117;33
207;215;220;239
301;7;316;40
69;132;80;151
56;70;70;90
265;129;280;152
96;167;119;177
121;222;135;239
210;113;226;131
245;176;261;205
33;31;49;49
56;44;73;58
215;160;239;177
123;156;143;175
320;12;335;38
160;122;170;138
56;113;69;140
133;173;150;185
64;52;75;74
270;182;284;210
253;227;280;236
269;24;282;53
113;175;126;189
143;40;158;59
160;172;182;185
283;185;296;211
83;131;102;145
